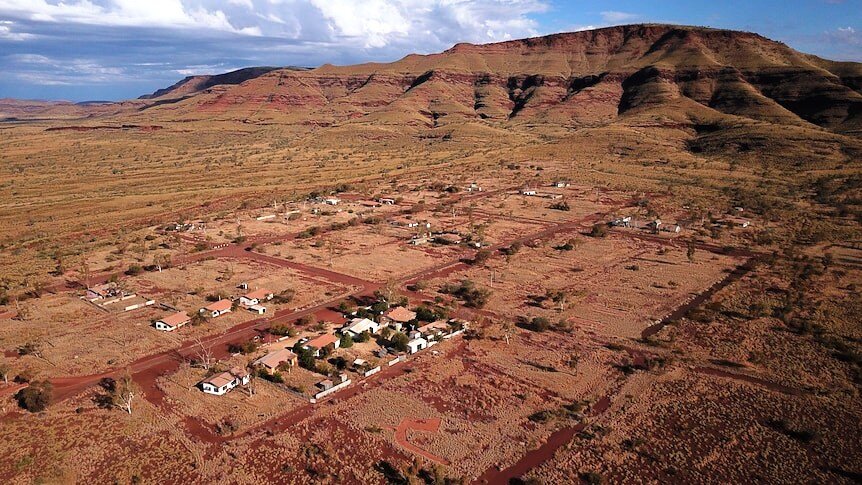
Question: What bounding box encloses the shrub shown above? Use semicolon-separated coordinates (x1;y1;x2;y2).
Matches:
471;249;493;266
550;200;570;211
339;333;354;348
390;332;409;352
589;224;608;238
125;264;143;276
15;380;52;412
227;340;258;355
440;280;491;309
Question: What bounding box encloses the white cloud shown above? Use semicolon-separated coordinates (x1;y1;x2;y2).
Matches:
9;53;129;84
0;0;548;47
0;19;34;40
0;0;256;35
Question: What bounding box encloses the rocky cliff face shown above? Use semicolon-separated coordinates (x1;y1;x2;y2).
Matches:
140;24;859;136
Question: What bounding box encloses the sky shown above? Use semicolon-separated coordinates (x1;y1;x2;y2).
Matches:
0;0;860;101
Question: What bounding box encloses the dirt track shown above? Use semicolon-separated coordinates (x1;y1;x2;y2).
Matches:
393;417;448;464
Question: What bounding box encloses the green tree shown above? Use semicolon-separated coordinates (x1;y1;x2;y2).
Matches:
340;333;354;348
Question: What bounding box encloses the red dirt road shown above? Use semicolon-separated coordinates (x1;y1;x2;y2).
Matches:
393;417;449;465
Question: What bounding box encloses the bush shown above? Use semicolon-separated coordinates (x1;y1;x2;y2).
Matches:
529;317;551;332
15;380;52;412
440;280;491;309
501;242;522;256
471;249;492;266
550;201;570;211
589;224;608;238
269;324;296;337
340;333;354;348
390;332;409;352
227;341;258;355
125;264;143;276
355;330;371;343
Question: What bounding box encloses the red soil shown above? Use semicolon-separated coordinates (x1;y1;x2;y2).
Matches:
393;417;449;464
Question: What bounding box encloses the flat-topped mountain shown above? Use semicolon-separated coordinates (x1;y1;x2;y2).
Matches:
124;24;859;135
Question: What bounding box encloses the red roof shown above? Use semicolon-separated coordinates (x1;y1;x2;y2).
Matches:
205;300;232;312
306;333;339;349
384;306;417;323
160;312;189;326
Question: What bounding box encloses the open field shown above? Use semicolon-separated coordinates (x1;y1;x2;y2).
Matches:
1;24;861;485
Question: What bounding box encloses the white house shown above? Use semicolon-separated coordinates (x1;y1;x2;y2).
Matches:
239;288;274;307
201;299;232;318
520;189;537;196
248;304;267;315
200;367;251;396
324;198;340;206
407;337;428;354
342;318;380;337
154;311;190;332
305;333;340;357
553;181;570;188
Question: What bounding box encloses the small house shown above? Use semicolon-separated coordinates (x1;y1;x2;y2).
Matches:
200;367;250;395
154;312;190;332
418;321;449;339
342;318;380;338
253;349;297;374
201;299;232;318
317;379;334;391
239;289;274;307
407;337;428;354
324;198;340;206
378;198;396;205
553;181;570;188
520;189;537;196
248;304;267;315
305;333;340;357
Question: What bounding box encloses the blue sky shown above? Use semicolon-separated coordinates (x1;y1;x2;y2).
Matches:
0;0;859;101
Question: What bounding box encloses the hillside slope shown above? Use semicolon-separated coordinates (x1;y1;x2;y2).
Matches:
131;24;860;137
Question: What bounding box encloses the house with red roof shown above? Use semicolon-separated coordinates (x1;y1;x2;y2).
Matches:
154;311;190;332
305;333;340;357
200;299;232;318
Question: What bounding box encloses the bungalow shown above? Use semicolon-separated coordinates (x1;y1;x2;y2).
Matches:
200;299;232;318
383;307;416;325
247;304;267;315
418;320;449;339
378;198;396;205
407;337;428;354
85;283;120;302
200;367;251;396
239;288;274;307
342;317;380;338
253;349;298;374
305;333;340;357
154;312;190;332
324;198;340;206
